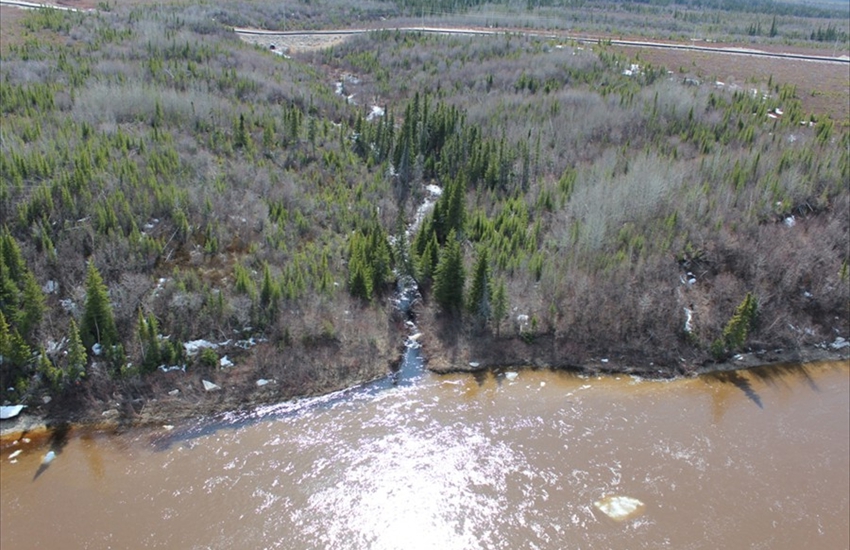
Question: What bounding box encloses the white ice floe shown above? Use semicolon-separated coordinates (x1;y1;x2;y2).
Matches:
594;495;645;521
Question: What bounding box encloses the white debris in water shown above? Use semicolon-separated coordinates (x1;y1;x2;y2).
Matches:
8;450;22;460
0;405;25;420
408;184;443;235
366;105;385;121
505;372;519;381
425;184;443;196
202;380;221;392
684;307;694;334
41;451;56;466
594;495;645;521
219;356;234;368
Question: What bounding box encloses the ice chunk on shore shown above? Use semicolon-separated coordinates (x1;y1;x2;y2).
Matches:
185;339;217;356
831;337;849;350
594;495;645;521
0;405;25;420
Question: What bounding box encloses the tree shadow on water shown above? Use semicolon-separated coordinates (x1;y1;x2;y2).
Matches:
32;422;72;482
748;362;821;394
709;371;764;409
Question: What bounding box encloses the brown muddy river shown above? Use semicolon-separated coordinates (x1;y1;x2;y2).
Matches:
1;360;848;549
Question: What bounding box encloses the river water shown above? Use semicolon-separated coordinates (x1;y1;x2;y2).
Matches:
1;360;847;549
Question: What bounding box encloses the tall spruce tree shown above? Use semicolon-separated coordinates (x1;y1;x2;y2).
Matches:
492;278;508;336
467;248;492;320
66;318;87;382
80;261;118;352
432;230;465;314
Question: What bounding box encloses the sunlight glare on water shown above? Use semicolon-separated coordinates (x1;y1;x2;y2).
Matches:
0;361;848;550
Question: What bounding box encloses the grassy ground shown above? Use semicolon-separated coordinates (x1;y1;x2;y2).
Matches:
617;45;850;123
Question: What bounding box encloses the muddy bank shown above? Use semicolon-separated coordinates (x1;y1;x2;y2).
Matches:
4;332;846;444
421;324;850;378
1;331;398;443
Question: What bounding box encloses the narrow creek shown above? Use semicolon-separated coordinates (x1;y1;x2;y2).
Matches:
1;360;847;549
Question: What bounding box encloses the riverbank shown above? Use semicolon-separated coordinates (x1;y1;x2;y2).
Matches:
3;334;847;444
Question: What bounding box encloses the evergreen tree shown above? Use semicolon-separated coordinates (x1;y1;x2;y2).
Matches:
467;248;492;320
492;278;508;336
38;347;62;391
418;232;440;283
19;271;45;341
348;232;374;301
137;310;160;373
66;318;87;382
80;261;118;352
259;262;281;323
432;230;465;314
722;292;758;351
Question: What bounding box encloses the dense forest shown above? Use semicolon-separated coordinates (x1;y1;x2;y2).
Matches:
0;2;847;420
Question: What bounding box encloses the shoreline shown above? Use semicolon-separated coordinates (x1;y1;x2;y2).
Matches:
2;342;847;443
